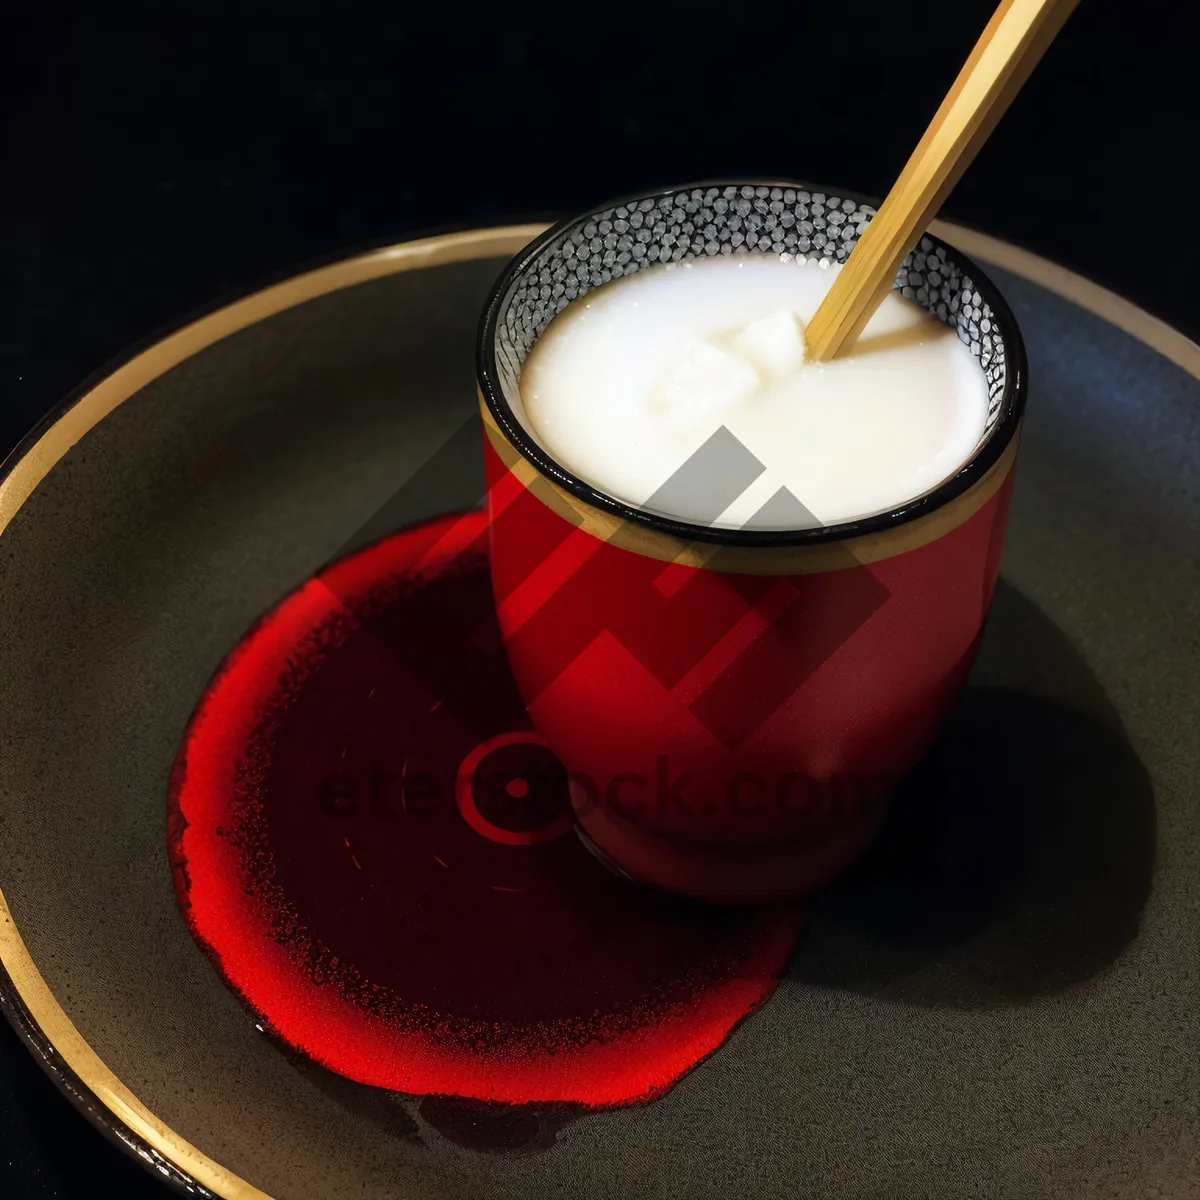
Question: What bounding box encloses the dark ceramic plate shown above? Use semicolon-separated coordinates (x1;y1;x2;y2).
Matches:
0;224;1197;1200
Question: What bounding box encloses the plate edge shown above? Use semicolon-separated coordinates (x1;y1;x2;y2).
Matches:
1;218;1197;1200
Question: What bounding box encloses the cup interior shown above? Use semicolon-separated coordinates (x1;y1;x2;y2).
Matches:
478;180;1026;545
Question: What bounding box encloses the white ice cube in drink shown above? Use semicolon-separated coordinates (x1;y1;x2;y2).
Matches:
659;338;760;423
731;308;807;380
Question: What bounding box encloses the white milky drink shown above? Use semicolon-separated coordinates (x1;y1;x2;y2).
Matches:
517;255;990;530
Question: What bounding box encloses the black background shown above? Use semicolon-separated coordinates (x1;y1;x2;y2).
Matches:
1;1;1197;1194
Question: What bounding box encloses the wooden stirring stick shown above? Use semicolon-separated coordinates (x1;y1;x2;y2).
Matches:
805;0;1082;362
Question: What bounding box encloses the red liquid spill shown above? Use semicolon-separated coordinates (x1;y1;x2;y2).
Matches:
168;511;804;1108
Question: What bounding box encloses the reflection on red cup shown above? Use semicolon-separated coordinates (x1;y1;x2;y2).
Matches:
476;181;1026;905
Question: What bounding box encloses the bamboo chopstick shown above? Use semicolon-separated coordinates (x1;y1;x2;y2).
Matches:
805;0;1082;362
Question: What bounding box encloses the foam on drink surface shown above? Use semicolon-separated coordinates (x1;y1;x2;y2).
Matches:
517;256;990;530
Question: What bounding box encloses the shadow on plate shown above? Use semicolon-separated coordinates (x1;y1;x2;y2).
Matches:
288;1050;583;1155
787;580;1156;1005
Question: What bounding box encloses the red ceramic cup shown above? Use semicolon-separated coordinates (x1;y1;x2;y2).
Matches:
477;181;1026;904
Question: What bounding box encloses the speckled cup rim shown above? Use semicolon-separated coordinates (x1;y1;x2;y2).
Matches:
477;178;1028;548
